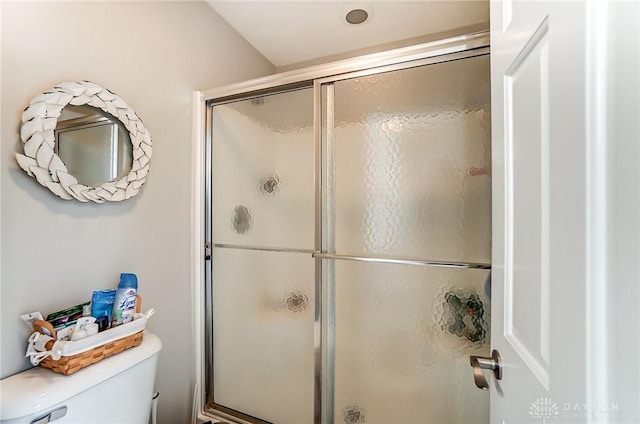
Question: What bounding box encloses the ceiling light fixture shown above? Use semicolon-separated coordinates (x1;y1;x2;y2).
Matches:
345;9;368;25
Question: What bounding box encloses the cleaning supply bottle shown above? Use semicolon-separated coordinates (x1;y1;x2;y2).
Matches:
112;273;138;326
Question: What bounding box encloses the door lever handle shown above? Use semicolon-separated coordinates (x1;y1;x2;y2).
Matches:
470;349;502;390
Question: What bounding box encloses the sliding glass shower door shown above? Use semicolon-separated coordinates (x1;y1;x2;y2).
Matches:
207;50;491;424
210;88;316;423
322;56;491;424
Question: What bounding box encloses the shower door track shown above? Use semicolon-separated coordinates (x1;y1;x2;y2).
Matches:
203;30;491;424
201;31;490;103
213;243;315;255
210;246;490;269
311;252;491;270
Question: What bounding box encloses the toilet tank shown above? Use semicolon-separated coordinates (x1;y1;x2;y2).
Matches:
0;331;161;424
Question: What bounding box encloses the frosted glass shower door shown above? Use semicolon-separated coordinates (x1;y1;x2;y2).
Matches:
323;54;492;424
331;263;490;424
212;89;315;250
211;88;315;423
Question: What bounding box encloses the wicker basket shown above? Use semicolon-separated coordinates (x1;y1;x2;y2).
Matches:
39;330;144;375
27;312;150;375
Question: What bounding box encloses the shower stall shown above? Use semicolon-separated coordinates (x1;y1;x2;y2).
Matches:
204;31;492;424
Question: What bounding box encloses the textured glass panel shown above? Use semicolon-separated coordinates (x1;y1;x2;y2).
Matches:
212;247;315;423
213;88;315;249
329;55;491;263
331;260;490;424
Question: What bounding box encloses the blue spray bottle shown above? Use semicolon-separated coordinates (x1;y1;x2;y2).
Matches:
112;273;138;326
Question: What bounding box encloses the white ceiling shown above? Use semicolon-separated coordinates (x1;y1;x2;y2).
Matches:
206;1;489;68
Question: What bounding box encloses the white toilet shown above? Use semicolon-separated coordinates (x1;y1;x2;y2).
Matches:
0;331;161;424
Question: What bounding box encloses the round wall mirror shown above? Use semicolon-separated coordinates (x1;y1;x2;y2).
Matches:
15;81;152;203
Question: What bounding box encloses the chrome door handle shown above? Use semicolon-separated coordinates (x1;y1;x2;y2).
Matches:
470;349;502;390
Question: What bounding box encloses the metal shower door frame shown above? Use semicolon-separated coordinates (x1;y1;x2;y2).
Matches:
203;31;490;424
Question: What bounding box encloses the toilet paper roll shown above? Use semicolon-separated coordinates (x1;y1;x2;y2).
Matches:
32;319;56;338
33;333;56;352
85;323;99;336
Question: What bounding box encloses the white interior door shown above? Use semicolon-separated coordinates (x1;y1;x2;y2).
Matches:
489;1;617;422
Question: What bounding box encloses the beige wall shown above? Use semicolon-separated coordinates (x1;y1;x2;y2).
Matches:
0;1;274;422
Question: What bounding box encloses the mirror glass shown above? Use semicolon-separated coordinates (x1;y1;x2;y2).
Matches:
55;105;133;187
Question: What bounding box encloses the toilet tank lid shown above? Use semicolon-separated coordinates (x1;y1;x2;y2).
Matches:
0;331;161;421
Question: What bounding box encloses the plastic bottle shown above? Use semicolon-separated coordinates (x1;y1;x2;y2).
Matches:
112;273;138;326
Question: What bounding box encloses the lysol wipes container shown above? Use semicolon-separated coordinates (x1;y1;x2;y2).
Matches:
112;273;138;326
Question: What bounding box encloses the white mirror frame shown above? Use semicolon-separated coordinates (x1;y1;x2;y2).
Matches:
15;81;152;203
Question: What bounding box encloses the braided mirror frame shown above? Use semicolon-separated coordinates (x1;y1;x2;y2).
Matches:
15;81;152;203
